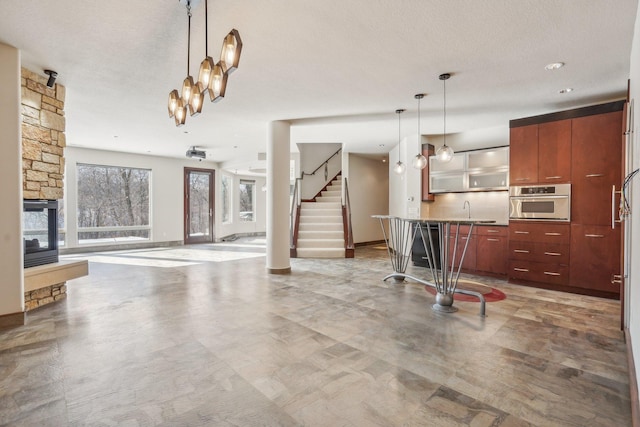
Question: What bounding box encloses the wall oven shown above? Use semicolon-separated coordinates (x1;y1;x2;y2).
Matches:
509;184;571;221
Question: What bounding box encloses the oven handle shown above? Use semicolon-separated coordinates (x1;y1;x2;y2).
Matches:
510;196;569;200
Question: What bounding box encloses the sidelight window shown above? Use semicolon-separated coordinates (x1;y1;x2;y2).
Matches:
239;179;255;222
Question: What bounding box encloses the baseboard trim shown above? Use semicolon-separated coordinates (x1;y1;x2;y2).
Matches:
625;328;640;427
61;240;183;255
267;267;291;275
0;311;26;329
355;240;386;247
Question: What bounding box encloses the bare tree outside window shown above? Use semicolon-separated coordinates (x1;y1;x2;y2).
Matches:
222;175;231;223
239;179;255;222
76;164;150;244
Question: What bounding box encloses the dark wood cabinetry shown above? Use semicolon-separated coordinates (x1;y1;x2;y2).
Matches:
571;111;623;225
421;144;435;202
509;125;538;184
570;224;621;297
538;120;572;183
447;225;476;271
508;101;624;298
476;226;508;275
509;120;571;185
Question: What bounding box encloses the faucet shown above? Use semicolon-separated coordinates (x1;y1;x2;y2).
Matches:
463;200;471;219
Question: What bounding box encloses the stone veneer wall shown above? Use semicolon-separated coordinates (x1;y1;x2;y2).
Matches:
20;67;67;310
20;67;65;200
24;283;66;311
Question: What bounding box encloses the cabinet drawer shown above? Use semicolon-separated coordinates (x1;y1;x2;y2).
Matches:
509;260;570;286
508;241;569;264
509;221;570;244
476;225;508;237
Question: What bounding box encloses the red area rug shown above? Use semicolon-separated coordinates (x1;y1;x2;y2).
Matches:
424;280;507;303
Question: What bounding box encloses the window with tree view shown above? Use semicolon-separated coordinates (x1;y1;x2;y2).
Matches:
239;179;255;222
76;164;150;244
222;175;231;223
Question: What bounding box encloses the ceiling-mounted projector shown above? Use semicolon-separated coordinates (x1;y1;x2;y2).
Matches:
186;146;206;160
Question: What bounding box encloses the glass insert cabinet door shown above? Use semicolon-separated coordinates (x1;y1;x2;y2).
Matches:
184;168;215;244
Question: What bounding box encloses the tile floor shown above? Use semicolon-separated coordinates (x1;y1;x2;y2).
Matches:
0;239;631;426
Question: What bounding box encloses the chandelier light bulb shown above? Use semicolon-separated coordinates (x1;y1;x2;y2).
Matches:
394;161;406;175
168;89;179;118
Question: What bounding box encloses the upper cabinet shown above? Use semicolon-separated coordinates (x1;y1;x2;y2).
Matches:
429;146;509;193
509;120;571;185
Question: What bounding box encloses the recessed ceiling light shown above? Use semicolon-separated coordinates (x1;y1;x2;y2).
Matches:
545;62;565;71
183;131;189;134
559;87;574;94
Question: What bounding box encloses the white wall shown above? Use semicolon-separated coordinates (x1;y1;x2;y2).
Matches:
64;147;266;249
298;143;342;199
627;0;640;399
347;154;389;243
0;43;24;316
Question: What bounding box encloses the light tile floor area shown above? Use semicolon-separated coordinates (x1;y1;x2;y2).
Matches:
0;239;631;426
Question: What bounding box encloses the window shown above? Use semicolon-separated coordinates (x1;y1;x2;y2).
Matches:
76;164;150;244
239;179;255;222
221;175;231;223
58;198;65;247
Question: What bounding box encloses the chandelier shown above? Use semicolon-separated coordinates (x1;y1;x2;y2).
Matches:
435;73;454;162
167;0;243;127
393;109;406;175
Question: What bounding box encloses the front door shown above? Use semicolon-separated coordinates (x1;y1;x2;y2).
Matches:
184;168;214;244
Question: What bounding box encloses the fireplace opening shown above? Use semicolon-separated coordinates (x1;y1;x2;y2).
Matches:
23;199;59;268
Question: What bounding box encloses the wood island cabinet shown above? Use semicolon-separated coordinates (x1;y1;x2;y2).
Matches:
421;144;435;202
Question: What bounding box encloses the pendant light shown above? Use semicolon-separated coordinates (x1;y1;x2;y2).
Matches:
412;93;428;169
436;73;454;162
393;109;406;175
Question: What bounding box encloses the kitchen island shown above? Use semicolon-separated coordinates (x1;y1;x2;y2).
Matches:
373;215;495;316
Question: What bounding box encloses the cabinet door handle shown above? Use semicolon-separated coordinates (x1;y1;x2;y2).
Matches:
545;176;562;180
586;173;604;178
544;271;561;276
514;231;529;234
514;249;530;253
611;274;623;284
544;252;561;256
514;268;529;272
544;232;561;236
487;238;499;242
585;234;604;238
515;178;529;181
487;229;500;233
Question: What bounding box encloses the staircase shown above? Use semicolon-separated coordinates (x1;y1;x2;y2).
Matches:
296;176;346;258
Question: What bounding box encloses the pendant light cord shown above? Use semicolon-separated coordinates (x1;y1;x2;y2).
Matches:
204;0;208;56
443;77;446;147
186;1;192;76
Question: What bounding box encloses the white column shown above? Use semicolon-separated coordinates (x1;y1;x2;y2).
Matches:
0;43;25;325
266;121;291;274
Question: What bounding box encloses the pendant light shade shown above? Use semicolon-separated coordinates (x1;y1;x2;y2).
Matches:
436;73;454;163
167;0;242;126
394;109;406;175
412;93;427;169
168;89;180;118
220;29;242;73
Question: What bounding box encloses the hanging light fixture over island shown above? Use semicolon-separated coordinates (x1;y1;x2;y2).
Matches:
436;73;454;162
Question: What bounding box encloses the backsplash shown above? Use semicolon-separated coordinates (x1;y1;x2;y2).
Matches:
421;191;509;224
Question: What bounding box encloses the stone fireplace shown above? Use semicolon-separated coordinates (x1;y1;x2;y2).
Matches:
23;199;59;268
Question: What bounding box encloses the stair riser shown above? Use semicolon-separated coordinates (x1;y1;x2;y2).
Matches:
299;224;343;231
296;248;346;258
297;240;345;249
298;231;344;239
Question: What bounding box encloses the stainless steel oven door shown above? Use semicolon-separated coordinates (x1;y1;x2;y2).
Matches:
509;195;570;221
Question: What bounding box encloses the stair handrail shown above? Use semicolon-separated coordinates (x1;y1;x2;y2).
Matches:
299;148;342;182
344;177;354;251
290;178;301;250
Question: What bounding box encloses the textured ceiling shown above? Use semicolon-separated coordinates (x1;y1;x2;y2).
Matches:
0;0;638;173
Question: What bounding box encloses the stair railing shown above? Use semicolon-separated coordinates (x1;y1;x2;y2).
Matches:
290;147;343;257
343;177;355;257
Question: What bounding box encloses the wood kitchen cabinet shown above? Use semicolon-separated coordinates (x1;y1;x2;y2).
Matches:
476;226;508;275
508;221;570;287
421;144;435;202
538;119;572;183
447;225;476;271
510;120;571;185
571;111;623;226
570;224;621;297
509;125;538;184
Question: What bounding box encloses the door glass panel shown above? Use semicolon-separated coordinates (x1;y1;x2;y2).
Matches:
189;172;211;238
